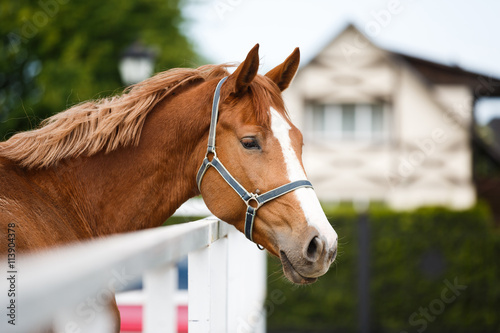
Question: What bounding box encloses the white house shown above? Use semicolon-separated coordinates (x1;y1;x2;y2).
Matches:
285;24;500;210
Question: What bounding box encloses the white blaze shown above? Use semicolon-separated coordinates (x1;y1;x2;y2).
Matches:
270;108;338;247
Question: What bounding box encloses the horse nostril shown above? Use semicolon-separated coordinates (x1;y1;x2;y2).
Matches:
305;236;324;262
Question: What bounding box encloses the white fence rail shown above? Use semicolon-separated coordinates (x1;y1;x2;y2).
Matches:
3;217;267;333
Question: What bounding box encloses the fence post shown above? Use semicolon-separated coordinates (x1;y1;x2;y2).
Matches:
17;217;263;333
188;221;228;333
143;263;178;333
227;226;267;332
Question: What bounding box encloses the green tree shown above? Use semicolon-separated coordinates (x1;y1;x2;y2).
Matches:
0;0;198;140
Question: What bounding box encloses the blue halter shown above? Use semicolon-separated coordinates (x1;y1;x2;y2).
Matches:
196;77;313;246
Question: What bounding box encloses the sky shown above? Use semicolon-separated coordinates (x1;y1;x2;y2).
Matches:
182;0;500;124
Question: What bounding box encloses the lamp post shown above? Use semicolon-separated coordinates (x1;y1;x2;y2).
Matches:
355;198;370;333
118;41;156;86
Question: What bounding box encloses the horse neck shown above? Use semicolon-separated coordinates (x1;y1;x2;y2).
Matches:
39;83;211;236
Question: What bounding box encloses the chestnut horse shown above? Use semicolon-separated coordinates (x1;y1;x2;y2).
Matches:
0;44;337;330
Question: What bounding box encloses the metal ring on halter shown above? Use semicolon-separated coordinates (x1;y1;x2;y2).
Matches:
205;150;216;161
196;76;314;250
246;195;261;210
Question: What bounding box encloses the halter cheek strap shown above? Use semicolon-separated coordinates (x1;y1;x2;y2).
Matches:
196;77;313;245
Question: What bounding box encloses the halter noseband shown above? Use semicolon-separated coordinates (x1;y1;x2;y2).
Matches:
196;77;313;246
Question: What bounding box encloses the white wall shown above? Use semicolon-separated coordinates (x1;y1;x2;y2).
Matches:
284;26;475;210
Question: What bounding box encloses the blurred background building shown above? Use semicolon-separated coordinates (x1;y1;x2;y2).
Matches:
284;24;500;210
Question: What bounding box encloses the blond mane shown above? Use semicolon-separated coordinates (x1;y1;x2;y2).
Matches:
0;64;230;169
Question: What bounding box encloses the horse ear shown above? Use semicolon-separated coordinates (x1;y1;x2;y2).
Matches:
265;47;300;91
228;44;260;95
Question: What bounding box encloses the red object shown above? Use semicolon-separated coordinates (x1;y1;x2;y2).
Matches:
119;305;142;332
177;305;188;333
119;305;188;333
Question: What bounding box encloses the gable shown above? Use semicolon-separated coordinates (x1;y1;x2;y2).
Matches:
295;25;398;104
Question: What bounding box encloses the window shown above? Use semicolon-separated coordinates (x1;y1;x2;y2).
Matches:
307;103;389;142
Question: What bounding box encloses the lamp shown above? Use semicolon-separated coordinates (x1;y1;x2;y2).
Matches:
118;41;156;85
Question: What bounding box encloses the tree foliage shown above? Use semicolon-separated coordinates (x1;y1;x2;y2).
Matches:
0;0;197;139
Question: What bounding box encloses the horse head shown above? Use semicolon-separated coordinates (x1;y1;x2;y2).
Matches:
198;45;338;284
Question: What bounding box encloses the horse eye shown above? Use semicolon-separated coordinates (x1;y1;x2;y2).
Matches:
240;137;261;150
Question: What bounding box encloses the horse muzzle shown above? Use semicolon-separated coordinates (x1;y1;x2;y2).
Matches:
278;226;338;285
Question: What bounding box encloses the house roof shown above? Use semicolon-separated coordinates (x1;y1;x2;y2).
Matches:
309;23;500;98
392;52;500;97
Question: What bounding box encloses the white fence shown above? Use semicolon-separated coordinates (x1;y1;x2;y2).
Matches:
4;217;267;333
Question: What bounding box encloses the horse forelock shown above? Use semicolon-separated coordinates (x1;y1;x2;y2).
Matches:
246;75;289;129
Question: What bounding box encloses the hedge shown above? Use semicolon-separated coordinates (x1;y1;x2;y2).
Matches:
267;204;500;333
